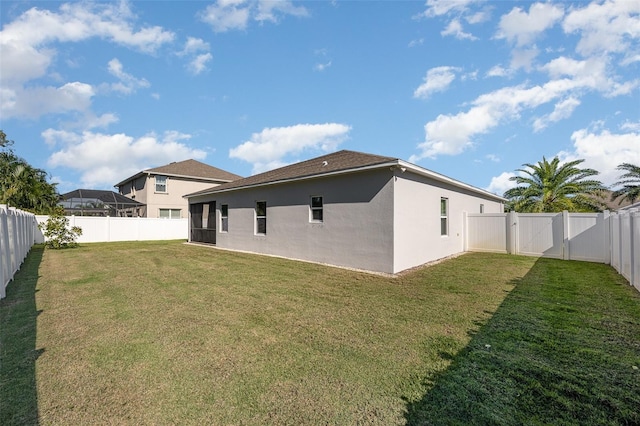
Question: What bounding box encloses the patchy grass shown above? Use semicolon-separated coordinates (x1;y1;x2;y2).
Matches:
1;242;639;425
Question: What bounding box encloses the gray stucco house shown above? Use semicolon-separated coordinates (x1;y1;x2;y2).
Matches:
186;150;505;274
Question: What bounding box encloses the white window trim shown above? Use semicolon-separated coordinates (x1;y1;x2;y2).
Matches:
440;197;448;237
255;201;267;235
155;175;167;193
220;204;229;233
159;208;181;219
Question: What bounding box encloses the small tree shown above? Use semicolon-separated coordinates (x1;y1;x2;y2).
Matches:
40;207;82;249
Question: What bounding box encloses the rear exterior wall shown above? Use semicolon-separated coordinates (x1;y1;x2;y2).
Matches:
393;171;504;273
190;169;396;273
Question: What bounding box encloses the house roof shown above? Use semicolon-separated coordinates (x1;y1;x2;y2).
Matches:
618;201;640;211
186;149;506;202
114;159;242;187
60;189;143;207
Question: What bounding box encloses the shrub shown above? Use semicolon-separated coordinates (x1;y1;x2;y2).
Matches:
39;207;82;249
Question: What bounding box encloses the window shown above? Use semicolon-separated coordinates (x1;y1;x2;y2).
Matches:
221;204;229;232
155;175;167;193
440;197;448;236
256;201;266;235
159;208;181;219
310;196;323;222
480;204;485;214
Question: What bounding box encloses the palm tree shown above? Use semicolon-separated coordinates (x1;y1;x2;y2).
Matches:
504;156;606;212
0;131;59;214
611;163;640;205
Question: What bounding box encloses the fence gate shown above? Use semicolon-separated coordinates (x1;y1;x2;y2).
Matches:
189;202;216;244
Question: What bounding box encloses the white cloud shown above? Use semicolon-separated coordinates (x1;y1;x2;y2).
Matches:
412;49;639;163
496;2;564;47
44;129;206;188
620;121;640;132
414;66;460;99
408;38;424;48
485;65;512;78
105;58;150;94
558;126;640;187
420;0;478;18
229;123;351;174
485;171;516;195
441;19;477;40
178;37;213;75
2;81;95;120
181;37;210;55
486;154;500;162
0;2;173;121
188;53;213;75
199;0;307;33
533;97;581;132
313;61;332;72
563;0;640;57
255;0;308;23
510;47;539;72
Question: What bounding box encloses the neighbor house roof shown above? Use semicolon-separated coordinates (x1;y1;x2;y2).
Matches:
186;150;506;202
114;159;242;188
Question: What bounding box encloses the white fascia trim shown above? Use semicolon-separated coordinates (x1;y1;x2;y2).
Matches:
396;160;507;202
186;159;505;202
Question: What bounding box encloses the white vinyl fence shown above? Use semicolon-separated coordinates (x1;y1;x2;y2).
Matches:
34;215;188;244
465;210;639;292
1;205;37;299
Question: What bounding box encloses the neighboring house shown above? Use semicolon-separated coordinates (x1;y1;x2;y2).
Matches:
619;201;640;211
185;150;506;274
59;189;143;217
115;159;242;218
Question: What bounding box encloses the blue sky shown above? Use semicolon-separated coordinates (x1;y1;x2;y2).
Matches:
1;0;638;196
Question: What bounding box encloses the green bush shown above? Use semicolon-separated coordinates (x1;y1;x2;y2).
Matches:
39;207;82;249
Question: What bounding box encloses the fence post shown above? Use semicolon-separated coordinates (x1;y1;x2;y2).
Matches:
563;210;570;260
603;211;611;265
507;211;518;255
0;206;8;299
631;212;637;290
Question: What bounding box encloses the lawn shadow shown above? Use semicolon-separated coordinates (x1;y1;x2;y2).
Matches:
403;257;640;425
0;245;45;425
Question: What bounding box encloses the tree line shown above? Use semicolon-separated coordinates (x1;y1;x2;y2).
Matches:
1;130;59;214
0;129;638;214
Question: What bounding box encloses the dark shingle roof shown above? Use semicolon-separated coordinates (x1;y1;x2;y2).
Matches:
146;159;242;181
115;159;242;187
187;150;397;197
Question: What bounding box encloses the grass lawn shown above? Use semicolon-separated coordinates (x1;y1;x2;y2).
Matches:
1;241;639;425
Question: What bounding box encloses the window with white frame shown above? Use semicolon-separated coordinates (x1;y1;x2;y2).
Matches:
256;201;266;235
159;208;181;219
310;196;323;222
440;197;448;236
155;175;167;193
221;204;229;232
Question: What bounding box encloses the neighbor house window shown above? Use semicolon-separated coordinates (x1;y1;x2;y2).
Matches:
155;175;167;193
256;201;266;235
480;204;484;214
310;196;323;222
221;204;229;232
159;208;181;219
440;198;448;236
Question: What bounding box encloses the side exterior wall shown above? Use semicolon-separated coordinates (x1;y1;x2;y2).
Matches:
189;169;396;273
393;171;504;273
